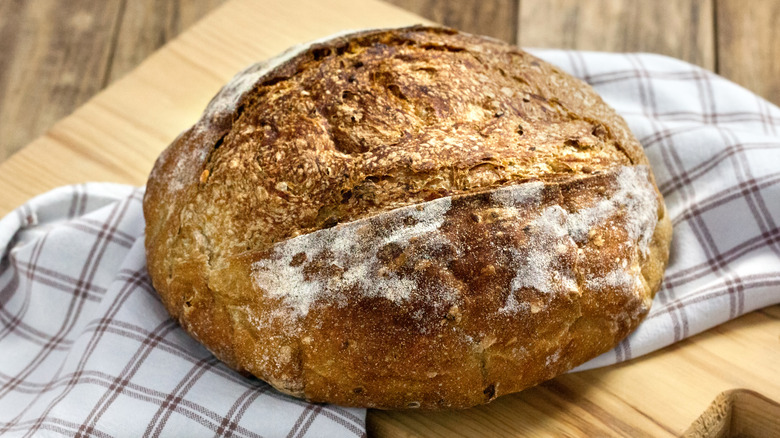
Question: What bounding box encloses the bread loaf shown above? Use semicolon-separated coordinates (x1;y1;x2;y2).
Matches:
143;26;672;409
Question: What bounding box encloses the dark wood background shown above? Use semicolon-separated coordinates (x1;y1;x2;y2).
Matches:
1;0;778;162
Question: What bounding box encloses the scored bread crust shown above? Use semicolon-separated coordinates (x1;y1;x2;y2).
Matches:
143;26;672;409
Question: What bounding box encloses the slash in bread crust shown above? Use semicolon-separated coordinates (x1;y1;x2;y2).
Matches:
143;26;672;409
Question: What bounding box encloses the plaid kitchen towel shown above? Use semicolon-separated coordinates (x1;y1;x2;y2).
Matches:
0;184;366;438
1;50;780;437
532;51;780;370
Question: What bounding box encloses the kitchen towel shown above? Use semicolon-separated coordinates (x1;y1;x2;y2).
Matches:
1;50;779;437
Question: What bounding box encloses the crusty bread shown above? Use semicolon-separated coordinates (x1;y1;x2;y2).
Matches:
143;26;672;410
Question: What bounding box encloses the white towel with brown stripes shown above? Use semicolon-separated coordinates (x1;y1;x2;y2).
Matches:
1;51;779;437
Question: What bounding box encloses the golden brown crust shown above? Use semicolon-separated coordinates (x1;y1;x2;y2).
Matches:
143;26;672;409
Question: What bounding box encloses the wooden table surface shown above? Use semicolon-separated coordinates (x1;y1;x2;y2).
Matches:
2;0;779;162
0;1;778;437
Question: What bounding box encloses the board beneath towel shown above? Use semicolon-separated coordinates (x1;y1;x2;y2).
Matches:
0;0;777;436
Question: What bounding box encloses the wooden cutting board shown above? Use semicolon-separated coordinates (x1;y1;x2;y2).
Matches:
1;0;777;436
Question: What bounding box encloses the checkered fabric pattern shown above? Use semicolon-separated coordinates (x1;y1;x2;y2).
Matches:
531;51;780;369
0;185;365;437
1;51;779;436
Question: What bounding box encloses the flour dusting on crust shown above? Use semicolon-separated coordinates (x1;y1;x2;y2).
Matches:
586;267;641;290
196;29;365;134
252;195;452;316
566;165;658;255
508;205;578;296
490;180;544;208
144;25;672;409
253;165;658;318
500;165;658;310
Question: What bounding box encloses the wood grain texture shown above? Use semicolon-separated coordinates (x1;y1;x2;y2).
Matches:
683;389;780;437
519;0;715;70
108;0;227;82
0;0;431;214
4;0;780;161
0;0;778;436
369;308;780;437
382;0;518;43
717;0;780;105
0;0;226;162
0;0;122;161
